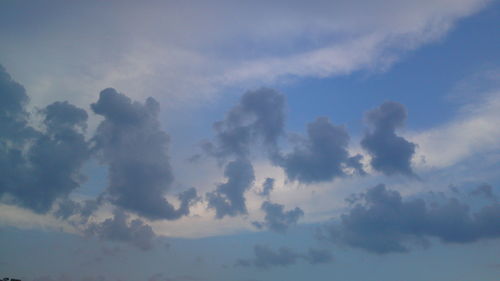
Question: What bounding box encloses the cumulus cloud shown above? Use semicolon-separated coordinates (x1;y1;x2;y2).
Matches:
203;88;285;161
258;177;275;198
322;184;500;254
252;201;304;233
203;88;286;218
207;158;255;218
91;88;197;220
53;198;81;220
53;198;101;223
277;117;364;183
0;65;90;213
86;209;156;251
361;102;417;177
236;245;332;269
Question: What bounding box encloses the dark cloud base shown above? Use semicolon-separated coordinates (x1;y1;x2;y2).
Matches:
322;184;500;254
252;201;304;233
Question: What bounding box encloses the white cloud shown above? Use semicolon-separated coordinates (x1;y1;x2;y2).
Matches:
0;0;491;111
409;90;500;169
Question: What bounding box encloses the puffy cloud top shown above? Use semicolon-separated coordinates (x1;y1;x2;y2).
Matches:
361;102;417;177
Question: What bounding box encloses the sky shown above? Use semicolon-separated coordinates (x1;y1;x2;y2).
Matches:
0;0;500;280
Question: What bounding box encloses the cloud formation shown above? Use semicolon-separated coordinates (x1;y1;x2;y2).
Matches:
252;201;304;233
207;158;255;218
361;102;416;177
54;198;101;223
277;117;364;183
0;66;90;213
470;183;497;201
204;88;285;161
258;178;275;198
323;184;500;254
91;88;197;220
236;245;332;269
86;209;156;251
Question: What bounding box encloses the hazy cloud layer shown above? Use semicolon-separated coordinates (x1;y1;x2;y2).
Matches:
361;102;416;177
323;184;500;254
207;158;255;218
252;201;304;233
236;245;332;269
277;117;364;183
91;88;197;220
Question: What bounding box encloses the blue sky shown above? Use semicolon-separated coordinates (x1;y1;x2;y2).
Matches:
1;1;500;281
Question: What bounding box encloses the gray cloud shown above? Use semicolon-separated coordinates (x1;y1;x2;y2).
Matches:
203;88;284;219
470;183;497;200
203;88;285;161
54;198;101;223
277;117;364;183
54;198;81;220
258;178;275;198
322;184;500;254
91;88;197;220
361;102;416;177
0;66;90;213
252;201;304;233
207;158;255;218
86;209;156;251
236;245;332;269
304;248;334;264
0;65;36;142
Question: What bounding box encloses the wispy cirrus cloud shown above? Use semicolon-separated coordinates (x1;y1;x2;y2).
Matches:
0;0;491;110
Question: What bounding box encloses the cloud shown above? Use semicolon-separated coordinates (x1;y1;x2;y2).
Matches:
0;65;91;213
1;0;488;111
361;102;417;177
91;88;197;220
53;198;81;220
258;178;275;198
0;65;36;142
53;198;101;223
86;209;156;251
410;89;500;169
207;158;255;218
252;201;304;233
322;184;500;254
470;183;497;200
236;244;332;269
203;88;285;219
304;248;334;264
277;117;364;183
203;88;285;161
